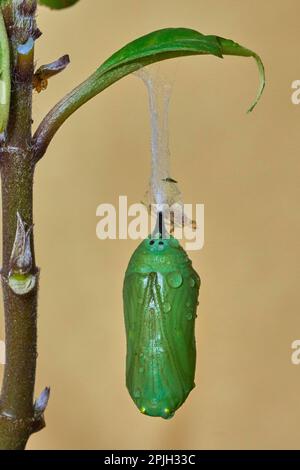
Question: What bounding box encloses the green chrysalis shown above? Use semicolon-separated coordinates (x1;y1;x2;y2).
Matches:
123;234;200;419
0;7;10;133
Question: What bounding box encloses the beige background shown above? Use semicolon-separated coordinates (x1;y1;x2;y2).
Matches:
1;0;300;450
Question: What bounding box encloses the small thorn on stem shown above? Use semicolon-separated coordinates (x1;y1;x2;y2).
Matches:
33;55;70;93
34;387;50;417
32;28;42;41
8;212;36;296
9;212;33;275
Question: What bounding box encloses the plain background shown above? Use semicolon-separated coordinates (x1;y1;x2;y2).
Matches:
1;0;300;450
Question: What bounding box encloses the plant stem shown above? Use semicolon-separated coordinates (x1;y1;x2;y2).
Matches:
0;0;44;450
0;154;39;449
33;64;138;160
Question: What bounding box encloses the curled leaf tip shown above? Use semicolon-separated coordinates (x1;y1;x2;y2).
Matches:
217;36;265;113
246;53;265;113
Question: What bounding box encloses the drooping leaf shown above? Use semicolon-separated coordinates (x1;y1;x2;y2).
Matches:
99;28;223;75
34;27;265;157
97;28;265;113
217;37;265;112
38;0;80;9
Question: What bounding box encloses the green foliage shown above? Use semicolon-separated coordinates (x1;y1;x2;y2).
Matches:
38;0;80;9
33;28;266;160
87;28;265;114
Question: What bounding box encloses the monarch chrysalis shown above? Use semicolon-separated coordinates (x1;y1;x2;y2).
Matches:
123;234;200;419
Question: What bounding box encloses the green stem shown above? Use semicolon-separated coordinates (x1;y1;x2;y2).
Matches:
32;63;138;161
0;0;44;450
0;153;40;450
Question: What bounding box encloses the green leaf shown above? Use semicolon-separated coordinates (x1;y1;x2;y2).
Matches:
99;29;223;75
38;0;80;9
97;28;265;113
34;27;265;158
217;37;265;113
